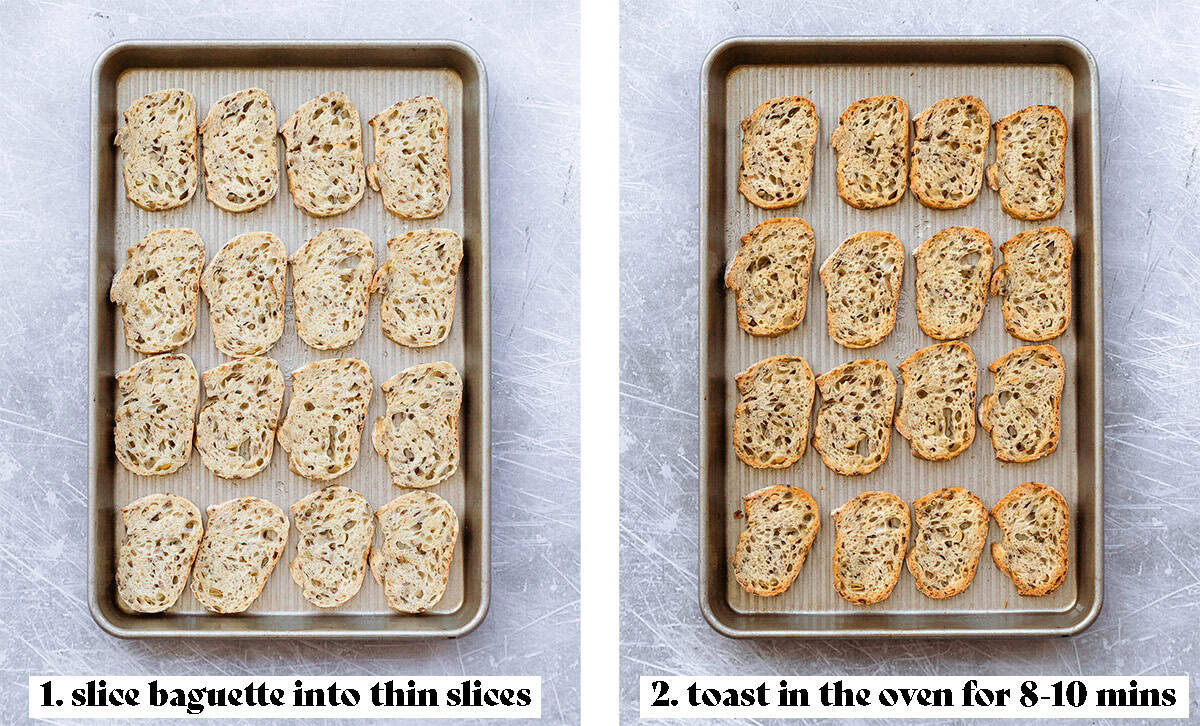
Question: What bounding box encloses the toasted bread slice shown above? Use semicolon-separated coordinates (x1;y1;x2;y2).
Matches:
820;231;905;348
738;96;818;208
832;491;910;604
371;229;463;348
279;92;365;217
913;226;994;340
725;217;815;336
979;345;1065;462
290;486;374;608
371;491;458;613
190;496;289;613
198;88;278;212
733;355;815;469
830;95;909;209
732;485;819;596
906;487;988;599
291;228;375;350
114;354;198;476
109;228;206;354
895;341;977;461
116;494;203;613
991;483;1069;596
367;96;450;219
201;232;288;357
812;359;897;475
195;357;285;479
986;105;1067;220
909;96;990;209
373;362;462;488
276;358;373;481
991;226;1072;341
114;89;197;210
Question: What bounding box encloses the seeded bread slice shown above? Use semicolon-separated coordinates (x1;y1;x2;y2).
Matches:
979;345;1065;462
367;96;450;219
190;496;289;613
986;105;1067;220
732;355;815;469
820;231;905;349
114;89;198;211
291;228;375;350
724;217;814;337
373;362;462;488
832;491;910;605
371;229;463;348
732;485;819;597
913;226;994;340
812;359;897;476
276;358;373;481
109;228;206;354
909;96;990;209
371;491;458;613
290;486;374;608
991;226;1072;341
195;357;284;479
895;341;977;461
738;96;818;209
116;494;203;613
905;487;988;599
830;95;909;209
991;482;1069;596
279;92;365;217
200;232;288;357
114;354;199;476
198;88;278;213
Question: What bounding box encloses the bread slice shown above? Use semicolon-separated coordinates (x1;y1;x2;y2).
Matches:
990;227;1072;341
979;345;1065;462
830;95;909;209
913;226;994;340
905;487;988;599
279;92;365;217
820;231;905;348
291;228;375;350
895;341;977;461
724;217;814;336
198;88;278;213
732;355;815;469
276;358;373;481
991;482;1069;596
371;491;458;613
290;486;374;608
909;96;990;209
195;357;285;479
371;229;463;348
812;359;897;475
200;232;288;357
109;228;205;354
373;362;462;488
114;89;197;211
986;105;1067;220
732;485;819;596
738;96;818;208
190;496;289;613
366;96;450;219
832;491;910;605
114;354;199;476
116;493;203;613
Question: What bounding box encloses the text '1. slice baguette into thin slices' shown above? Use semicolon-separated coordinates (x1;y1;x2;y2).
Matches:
200;232;288;357
109;227;205;354
279;92;366;217
367;96;450;219
979;345;1065;462
905;487;988;599
895;341;977;461
732;485;819;597
371;229;463;348
738;96;818;209
116;493;203;613
987;105;1068;221
832;491;910;605
991;482;1069;596
909;95;990;210
991;226;1073;342
371;490;458;613
830;95;909;209
913;226;994;340
732;355;815;469
820;231;905;349
114;354;199;476
190;496;289;614
373;362;462;489
291;228;375;350
290;486;374;608
276;358;373;481
812;359;897;476
725;217;814;337
198;88;279;213
195;356;285;479
114;89;198;211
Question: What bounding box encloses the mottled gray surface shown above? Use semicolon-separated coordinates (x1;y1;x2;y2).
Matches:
620;1;1199;724
0;1;579;724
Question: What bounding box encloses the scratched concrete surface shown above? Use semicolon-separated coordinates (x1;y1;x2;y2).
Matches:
0;1;579;724
620;1;1200;724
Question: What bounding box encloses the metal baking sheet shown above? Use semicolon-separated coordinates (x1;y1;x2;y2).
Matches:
88;40;490;638
699;37;1102;637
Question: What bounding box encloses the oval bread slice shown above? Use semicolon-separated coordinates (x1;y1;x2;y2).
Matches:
832;491;910;605
116;493;203;613
201;232;288;357
830;95;909;209
909;96;990;210
292;228;375;350
732;355;815;469
986;105;1067;221
738;96;818;209
732;485;819;597
913;226;994;340
195;356;285;479
905;487;988;599
812;359;897;476
114;89;198;211
279;92;366;217
371;229;463;348
114;354;199;476
990;482;1069;596
724;217;814;337
820;231;905;349
373;362;462;488
199;88;279;213
979;345;1065;462
190;496;289;614
990;226;1072;341
290;486;374;608
371;491;458;613
109;228;206;354
367;96;450;219
276;358;373;481
895;341;977;461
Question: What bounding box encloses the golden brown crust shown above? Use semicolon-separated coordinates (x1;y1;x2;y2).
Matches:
811;359;896;476
731;485;819;596
894;341;977;462
905;487;988;599
724;217;814;337
831;95;909;209
832;491;910;604
986;105;1067;221
738;96;818;209
909;95;990;210
991;226;1073;341
979;345;1064;462
732;355;815;469
912;226;994;340
990;483;1070;596
819;231;905;349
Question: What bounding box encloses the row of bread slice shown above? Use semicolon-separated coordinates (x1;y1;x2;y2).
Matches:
116;88;450;219
116;488;457;614
732;483;1070;603
739;94;1067;221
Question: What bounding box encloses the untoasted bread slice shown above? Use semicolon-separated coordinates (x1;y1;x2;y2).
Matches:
195;357;285;479
114;354;199;476
201;232;288;357
979;345;1065;462
991;482;1069;596
732;355;815;469
820;231;905;349
371;491;458;613
109;228;206;354
909;96;990;209
372;362;462;488
738;96;818;208
990;226;1072;341
116;494;203;613
906;487;988;599
832;491;910;604
291;228;375;350
732;485;819;596
114;89;197;210
895;341;977;461
830;95;909;209
290;486;374;608
190;497;289;613
276;358;373;481
366;96;450;219
279;92;365;217
913;226;994;340
371;229;463;347
198;88;278;212
812;359;897;476
986;105;1067;220
724;217;815;337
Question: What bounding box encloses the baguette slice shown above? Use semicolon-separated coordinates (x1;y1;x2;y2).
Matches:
732;485;819;596
291;228;375;350
190;496;289;613
909;96;990;209
991;483;1069;596
986;105;1067;220
905;487;988;599
290;486;374;608
373;362;462;488
366;96;450;219
114;89;197;210
832;491;910;604
116;494;203;613
830;95;909;209
371;229;463;347
371;491;458;613
195;357;285;479
198;88;278;213
738;96;818;208
979;345;1065;462
812;359;897;475
990;227;1072;341
724;217;814;336
279;92;365;217
200;232;288;357
276;358;373;481
820;231;905;348
913;226;994;340
114;354;199;476
109;228;206;354
895;341;977;461
733;355;815;469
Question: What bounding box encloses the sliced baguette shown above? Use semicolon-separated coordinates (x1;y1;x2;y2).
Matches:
812;359;897;476
820;231;905;349
909;96;990;209
200;232;288;357
371;229;463;348
366;96;450;219
114;354;198;476
195;356;285;479
895;341;977;461
732;355;815;469
990;226;1072;341
732;485;819;597
290;486;374;608
109;227;206;354
979;345;1065;462
371;491;458;613
913;226;994;340
991;483;1069;596
832;491;910;605
279;92;365;217
116;493;203;613
986;105;1067;220
276;358;373;481
114;89;197;211
291;228;375;350
830;95;909;209
190;496;289;613
738;96;818;209
724;217;814;337
905;487;988;599
372;362;462;488
198;88;278;213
